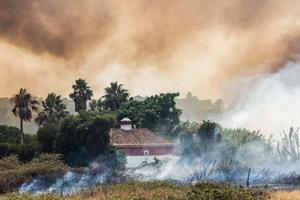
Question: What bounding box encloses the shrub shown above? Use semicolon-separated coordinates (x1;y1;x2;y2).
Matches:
0;125;21;144
0;154;67;193
37;123;58;153
0;143;41;162
187;182;267;200
56;112;115;167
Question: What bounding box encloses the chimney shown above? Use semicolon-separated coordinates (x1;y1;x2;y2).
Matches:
120;118;132;130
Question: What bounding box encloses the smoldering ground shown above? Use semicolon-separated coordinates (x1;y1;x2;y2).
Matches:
19;126;300;195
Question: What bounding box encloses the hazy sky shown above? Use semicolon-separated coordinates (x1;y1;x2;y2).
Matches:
1;0;300;100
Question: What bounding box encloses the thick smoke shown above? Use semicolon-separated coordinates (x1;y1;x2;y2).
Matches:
220;61;300;137
0;0;114;58
1;0;300;99
19;129;300;195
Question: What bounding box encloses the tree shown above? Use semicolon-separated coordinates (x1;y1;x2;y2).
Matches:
0;125;22;144
37;123;59;153
10;88;39;144
35;93;69;127
56;112;115;166
102;82;129;111
197;120;221;143
117;93;181;138
89;99;103;111
69;79;93;112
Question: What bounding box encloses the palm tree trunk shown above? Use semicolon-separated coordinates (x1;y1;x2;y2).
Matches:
20;118;24;144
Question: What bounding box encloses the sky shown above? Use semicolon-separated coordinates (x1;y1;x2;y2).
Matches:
0;0;300;98
1;0;300;135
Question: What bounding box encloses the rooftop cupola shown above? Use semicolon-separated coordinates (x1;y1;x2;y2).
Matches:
120;118;132;130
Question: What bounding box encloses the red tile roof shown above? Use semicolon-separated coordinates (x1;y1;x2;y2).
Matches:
109;128;175;147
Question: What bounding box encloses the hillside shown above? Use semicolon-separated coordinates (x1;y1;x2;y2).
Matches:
0;98;75;134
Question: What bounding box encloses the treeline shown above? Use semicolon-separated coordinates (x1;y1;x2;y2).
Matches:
2;78;299;193
1;79;182;166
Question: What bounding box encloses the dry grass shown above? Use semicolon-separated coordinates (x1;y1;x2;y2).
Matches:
0;182;268;200
270;190;300;200
0;154;68;193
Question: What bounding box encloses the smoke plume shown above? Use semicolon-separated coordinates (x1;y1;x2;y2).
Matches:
1;0;300;98
1;0;300;136
221;61;300;137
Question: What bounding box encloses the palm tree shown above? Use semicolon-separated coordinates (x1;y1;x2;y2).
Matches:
89;99;103;111
69;79;93;112
35;93;69;127
10;88;39;144
102;82;129;111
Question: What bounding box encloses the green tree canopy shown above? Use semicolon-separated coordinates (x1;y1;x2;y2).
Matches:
10;88;39;144
37;123;59;153
197;120;222;143
89;99;104;111
0;125;21;144
102;82;129;111
35;93;69;127
117;93;181;138
56;112;115;166
69;79;93;112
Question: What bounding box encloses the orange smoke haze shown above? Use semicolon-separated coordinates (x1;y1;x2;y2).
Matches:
1;0;300;99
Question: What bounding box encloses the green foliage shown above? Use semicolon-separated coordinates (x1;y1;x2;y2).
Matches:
69;79;93;112
102;82;129;111
0;125;21;144
0;142;41;162
277;127;300;161
37;123;58;153
118;93;181;138
197;120;221;142
35;93;69;127
10;88;39;144
178;120;222;157
221;128;264;149
0;124;40;161
175;121;200;134
56;112;116;166
10;89;39;123
187;182;266;200
89;99;104;111
0;154;67;193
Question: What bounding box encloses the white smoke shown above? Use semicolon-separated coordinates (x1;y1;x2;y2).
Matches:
221;61;300;138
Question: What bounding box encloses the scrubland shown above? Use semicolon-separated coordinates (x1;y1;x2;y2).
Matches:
0;181;267;200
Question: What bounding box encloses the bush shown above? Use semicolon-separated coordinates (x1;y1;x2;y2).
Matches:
37;123;58;153
178;120;222;157
0;125;21;144
0;154;67;193
0;143;41;162
187;182;266;200
56;112;116;166
0;193;60;200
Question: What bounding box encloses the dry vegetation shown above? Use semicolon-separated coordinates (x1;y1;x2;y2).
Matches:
2;181;300;200
270;190;300;200
0;182;268;200
0;154;67;193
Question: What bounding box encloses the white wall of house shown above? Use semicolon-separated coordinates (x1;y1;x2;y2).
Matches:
126;155;174;168
121;124;132;130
